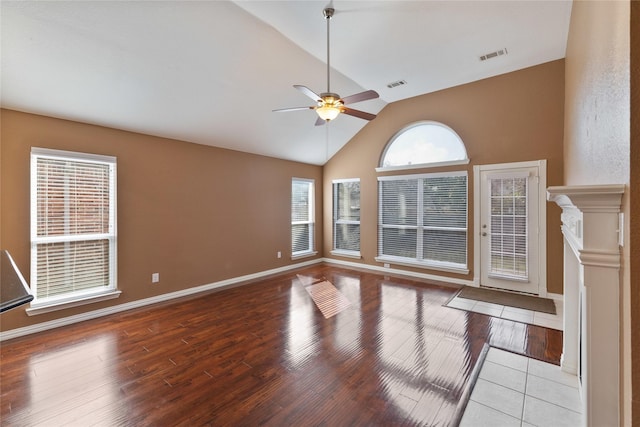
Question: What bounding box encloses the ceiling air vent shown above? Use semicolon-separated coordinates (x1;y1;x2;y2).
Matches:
480;48;508;61
386;79;407;89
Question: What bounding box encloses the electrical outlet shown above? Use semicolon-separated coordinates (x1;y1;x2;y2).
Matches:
152;273;160;283
384;263;390;268
277;251;282;259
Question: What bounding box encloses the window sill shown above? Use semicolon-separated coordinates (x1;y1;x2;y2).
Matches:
26;290;122;316
375;256;469;275
330;250;362;260
291;251;318;261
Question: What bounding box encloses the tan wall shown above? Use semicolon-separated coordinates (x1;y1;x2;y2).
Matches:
323;60;565;294
0;109;323;332
564;1;634;424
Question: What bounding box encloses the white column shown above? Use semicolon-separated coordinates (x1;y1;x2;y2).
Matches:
547;184;624;427
561;239;579;376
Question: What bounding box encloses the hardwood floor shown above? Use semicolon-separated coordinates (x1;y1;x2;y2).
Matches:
0;264;562;426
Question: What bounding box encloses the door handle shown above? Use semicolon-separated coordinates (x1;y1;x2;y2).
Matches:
482;232;487;236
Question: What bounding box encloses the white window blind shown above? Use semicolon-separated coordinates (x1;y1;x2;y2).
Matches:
291;178;314;256
31;148;117;305
333;179;360;255
378;172;467;271
488;174;528;280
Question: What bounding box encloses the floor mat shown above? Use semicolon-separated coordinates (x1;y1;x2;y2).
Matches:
456;286;556;314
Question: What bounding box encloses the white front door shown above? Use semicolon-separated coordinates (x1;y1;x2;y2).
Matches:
477;162;544;295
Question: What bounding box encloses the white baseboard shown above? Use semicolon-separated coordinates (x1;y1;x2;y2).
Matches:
0;258;322;342
1;257;554;341
322;257;475;287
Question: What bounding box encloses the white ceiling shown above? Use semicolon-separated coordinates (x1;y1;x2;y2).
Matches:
1;1;572;165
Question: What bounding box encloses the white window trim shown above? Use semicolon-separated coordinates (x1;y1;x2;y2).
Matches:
375;255;469;275
332;178;362;259
376;158;470;173
27;290;122;316
330;249;362;259
377;171;469;274
378;170;468;182
291;250;318;260
30;148;119;313
291;177;315;258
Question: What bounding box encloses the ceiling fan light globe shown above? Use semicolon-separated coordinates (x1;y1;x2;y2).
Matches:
316;105;341;121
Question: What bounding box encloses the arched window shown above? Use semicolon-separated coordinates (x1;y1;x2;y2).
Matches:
375;121;469;273
379;121;468;170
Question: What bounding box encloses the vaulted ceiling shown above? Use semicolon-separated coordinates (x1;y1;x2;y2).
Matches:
1;1;572;165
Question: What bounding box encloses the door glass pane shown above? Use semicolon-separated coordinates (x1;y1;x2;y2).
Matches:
489;177;528;280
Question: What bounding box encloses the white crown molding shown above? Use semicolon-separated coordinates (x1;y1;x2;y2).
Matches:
547;184;625;213
578;249;622;269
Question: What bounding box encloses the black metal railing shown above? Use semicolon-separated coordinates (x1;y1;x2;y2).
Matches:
1;250;33;313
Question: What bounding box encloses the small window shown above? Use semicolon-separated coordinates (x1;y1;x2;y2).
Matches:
30;148;118;310
332;179;361;258
379;121;468;170
291;178;316;258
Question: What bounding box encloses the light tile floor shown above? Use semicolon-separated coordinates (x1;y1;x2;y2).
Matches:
446;295;564;331
460;348;582;427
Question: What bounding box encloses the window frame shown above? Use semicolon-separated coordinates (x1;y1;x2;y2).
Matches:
28;148;120;315
291;177;317;259
331;178;361;259
376;121;470;173
375;171;469;274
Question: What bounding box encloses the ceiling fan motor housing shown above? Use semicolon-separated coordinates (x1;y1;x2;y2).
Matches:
319;93;343;108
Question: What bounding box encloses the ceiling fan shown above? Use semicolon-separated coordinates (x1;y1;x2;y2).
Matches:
273;7;379;126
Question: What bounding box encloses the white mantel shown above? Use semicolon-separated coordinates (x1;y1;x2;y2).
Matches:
547;184;624;427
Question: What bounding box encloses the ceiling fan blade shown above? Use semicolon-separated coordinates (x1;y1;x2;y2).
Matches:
314;116;326;126
272;106;315;113
340;89;379;105
342;107;376;121
294;85;322;102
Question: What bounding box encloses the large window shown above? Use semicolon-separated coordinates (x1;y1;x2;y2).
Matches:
332;179;360;257
291;178;315;258
30;148;118;309
377;121;469;273
377;172;468;272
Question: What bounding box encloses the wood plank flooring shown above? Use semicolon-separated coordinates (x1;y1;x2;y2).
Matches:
0;264;562;426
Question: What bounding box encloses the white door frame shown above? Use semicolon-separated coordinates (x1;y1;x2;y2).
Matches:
473;160;547;297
